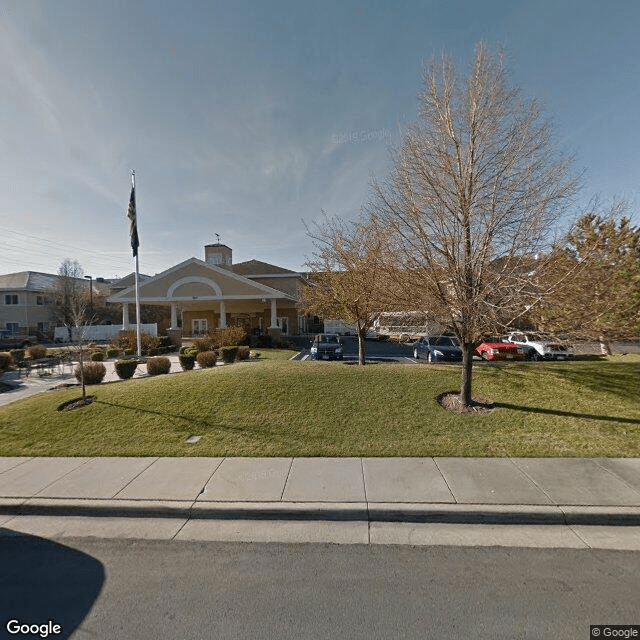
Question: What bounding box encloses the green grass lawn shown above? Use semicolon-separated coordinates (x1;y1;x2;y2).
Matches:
0;353;638;457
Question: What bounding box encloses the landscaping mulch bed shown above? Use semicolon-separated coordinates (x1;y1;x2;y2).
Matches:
57;395;95;412
437;391;495;415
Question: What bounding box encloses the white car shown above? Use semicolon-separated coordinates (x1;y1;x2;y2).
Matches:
503;332;574;361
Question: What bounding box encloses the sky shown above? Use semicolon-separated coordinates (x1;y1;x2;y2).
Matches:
1;0;639;280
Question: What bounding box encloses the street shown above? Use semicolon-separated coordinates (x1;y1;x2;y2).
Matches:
2;535;639;639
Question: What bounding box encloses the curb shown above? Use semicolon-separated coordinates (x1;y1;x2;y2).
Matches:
3;499;640;526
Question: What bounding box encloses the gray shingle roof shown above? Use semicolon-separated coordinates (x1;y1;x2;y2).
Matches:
232;260;297;276
0;271;58;291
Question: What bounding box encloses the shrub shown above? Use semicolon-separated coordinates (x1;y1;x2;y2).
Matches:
147;348;159;356
9;349;25;365
124;348;135;356
91;351;105;361
250;335;272;348
179;355;195;370
27;344;47;360
196;350;218;368
157;335;173;349
236;345;251;361
194;326;248;352
114;359;138;380
75;361;106;385
0;352;15;373
193;335;217;353
220;346;239;364
106;348;119;358
111;330;159;353
147;356;171;376
216;326;247;347
179;346;197;371
180;346;198;356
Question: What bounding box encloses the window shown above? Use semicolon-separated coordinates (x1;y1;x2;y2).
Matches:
6;323;19;333
36;295;50;305
277;317;288;334
5;294;18;305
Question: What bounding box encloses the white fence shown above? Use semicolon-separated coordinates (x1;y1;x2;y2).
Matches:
54;324;157;343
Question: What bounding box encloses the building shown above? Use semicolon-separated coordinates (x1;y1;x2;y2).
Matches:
0;272;58;336
0;271;109;337
107;243;311;336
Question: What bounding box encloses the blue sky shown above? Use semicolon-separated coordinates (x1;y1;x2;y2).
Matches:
1;0;639;279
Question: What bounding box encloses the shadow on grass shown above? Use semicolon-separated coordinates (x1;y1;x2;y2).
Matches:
551;363;640;402
493;402;640;425
95;399;214;429
93;399;326;448
480;360;639;402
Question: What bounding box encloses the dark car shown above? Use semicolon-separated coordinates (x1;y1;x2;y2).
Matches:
309;334;344;361
0;329;36;350
412;335;462;362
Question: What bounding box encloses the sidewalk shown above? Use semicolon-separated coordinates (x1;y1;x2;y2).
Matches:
0;355;185;407
2;456;640;549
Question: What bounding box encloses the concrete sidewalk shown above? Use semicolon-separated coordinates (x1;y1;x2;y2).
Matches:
0;355;187;407
2;456;640;549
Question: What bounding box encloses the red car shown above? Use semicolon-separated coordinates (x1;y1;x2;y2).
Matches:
475;338;524;361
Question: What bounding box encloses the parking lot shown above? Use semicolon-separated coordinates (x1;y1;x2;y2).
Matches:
297;336;417;364
295;335;640;364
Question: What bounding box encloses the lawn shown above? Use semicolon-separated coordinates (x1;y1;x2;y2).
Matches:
0;353;638;457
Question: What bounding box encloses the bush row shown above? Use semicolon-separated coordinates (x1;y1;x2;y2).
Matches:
67;344;258;388
192;326;248;352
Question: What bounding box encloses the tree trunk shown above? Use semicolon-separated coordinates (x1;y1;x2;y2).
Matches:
79;342;86;399
460;343;474;407
599;335;612;356
357;328;367;366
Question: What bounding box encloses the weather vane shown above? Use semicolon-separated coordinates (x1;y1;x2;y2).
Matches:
215;233;221;244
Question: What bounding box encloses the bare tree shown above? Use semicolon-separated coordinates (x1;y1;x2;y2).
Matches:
48;259;95;396
50;259;87;333
537;201;640;354
68;294;92;398
369;43;579;406
303;214;392;365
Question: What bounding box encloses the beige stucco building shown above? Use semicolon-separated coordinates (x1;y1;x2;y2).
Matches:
107;244;309;337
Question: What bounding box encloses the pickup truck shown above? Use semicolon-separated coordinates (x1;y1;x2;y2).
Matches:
503;332;574;361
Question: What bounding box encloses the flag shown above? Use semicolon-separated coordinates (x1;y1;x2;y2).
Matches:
127;185;139;257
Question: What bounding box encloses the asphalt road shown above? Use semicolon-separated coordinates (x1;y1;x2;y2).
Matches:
298;336;416;362
2;536;639;639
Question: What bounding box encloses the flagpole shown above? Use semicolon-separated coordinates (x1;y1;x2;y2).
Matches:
131;170;142;358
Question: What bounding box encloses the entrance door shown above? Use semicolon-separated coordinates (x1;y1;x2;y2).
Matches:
192;319;208;335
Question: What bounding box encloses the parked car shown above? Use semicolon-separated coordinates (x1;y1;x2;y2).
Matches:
503;332;574;361
0;330;37;350
309;334;344;361
475;337;524;361
412;336;462;362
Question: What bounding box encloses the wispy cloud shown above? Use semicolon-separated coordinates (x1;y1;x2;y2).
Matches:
0;20;63;136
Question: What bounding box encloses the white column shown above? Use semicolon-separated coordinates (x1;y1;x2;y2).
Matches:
122;303;130;329
170;304;177;329
219;301;227;328
270;299;278;328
